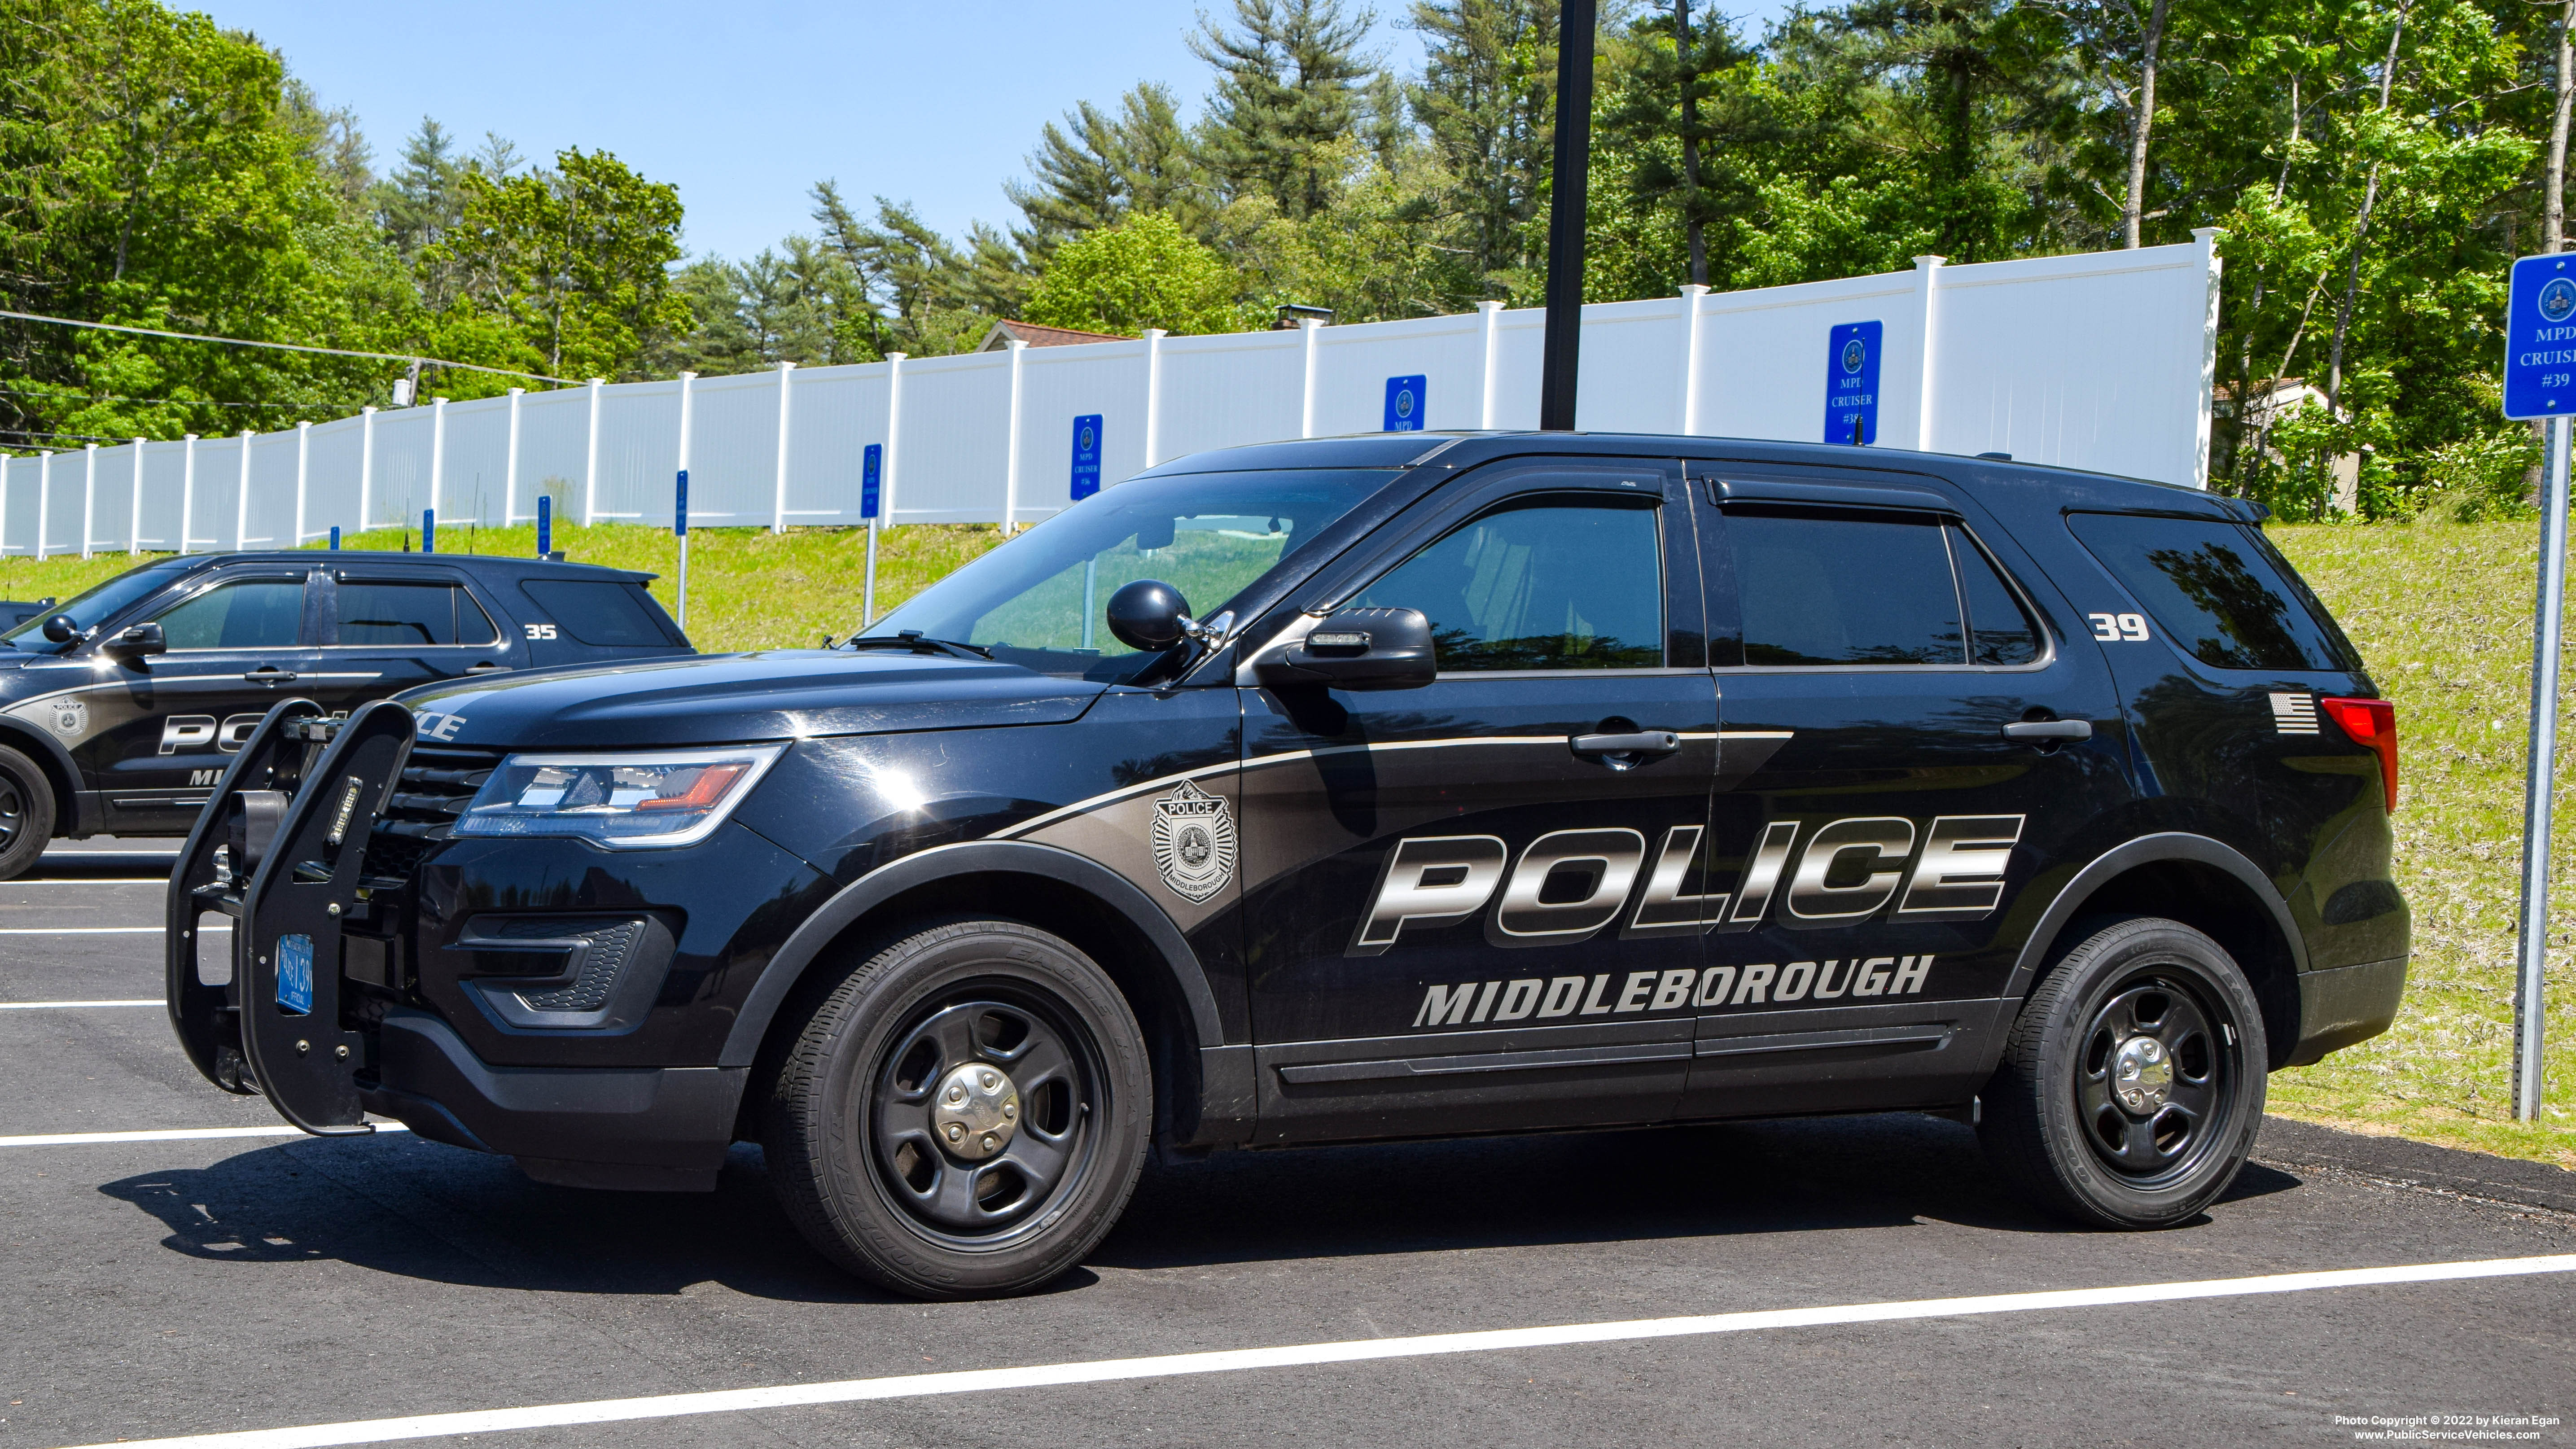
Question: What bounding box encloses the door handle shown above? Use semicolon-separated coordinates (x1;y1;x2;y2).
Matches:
464;662;511;675
242;666;297;684
1571;730;1681;755
2001;719;2092;742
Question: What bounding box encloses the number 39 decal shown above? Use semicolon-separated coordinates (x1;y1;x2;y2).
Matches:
523;623;558;640
2089;612;2150;642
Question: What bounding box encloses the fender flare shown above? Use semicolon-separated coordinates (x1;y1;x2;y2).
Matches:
2003;831;2308;1001
718;839;1227;1068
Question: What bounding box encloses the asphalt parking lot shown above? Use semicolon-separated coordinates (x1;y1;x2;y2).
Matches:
2;840;2571;1449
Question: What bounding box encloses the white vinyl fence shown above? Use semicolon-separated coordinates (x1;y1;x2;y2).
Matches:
0;232;2221;557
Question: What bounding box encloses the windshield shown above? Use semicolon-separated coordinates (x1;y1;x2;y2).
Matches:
863;467;1398;681
1;562;190;655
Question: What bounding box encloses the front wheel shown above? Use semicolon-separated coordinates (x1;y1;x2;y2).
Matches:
0;744;55;881
1979;916;2266;1229
762;919;1150;1299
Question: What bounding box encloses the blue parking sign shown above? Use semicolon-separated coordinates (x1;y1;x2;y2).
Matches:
2505;254;2576;420
1825;321;1882;445
1070;414;1103;500
1384;375;1426;433
862;443;881;519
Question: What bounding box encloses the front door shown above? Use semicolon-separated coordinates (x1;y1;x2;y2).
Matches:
88;567;320;831
1682;468;2131;1117
1240;461;1719;1143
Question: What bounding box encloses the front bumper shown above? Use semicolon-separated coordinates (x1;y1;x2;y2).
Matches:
2283;955;2409;1067
363;1008;745;1191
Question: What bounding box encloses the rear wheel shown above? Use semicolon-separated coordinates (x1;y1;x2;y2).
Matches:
0;744;55;881
762;918;1149;1299
1979;916;2266;1228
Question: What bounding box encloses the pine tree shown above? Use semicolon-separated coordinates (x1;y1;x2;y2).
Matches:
1008;83;1207;251
1191;0;1377;220
1407;0;1560;295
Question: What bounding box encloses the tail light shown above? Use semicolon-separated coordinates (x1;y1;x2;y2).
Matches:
2319;696;2397;813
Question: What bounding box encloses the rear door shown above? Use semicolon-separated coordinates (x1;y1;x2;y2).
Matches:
313;568;520;714
1238;460;1719;1143
1682;468;2130;1116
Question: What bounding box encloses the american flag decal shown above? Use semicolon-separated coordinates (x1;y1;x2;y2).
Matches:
2269;692;2320;735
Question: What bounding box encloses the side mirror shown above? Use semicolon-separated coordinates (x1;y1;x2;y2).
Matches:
1254;607;1437;692
104;622;165;660
1105;579;1192;652
40;614;78;644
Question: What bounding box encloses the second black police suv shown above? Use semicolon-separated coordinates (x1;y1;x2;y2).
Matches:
0;552;688;878
168;432;2409;1300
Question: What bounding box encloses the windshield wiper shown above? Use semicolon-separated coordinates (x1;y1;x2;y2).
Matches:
843;630;993;661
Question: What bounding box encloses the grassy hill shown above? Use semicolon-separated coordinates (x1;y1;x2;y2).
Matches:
2;517;2569;1165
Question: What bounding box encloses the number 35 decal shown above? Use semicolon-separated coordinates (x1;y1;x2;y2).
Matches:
2090;612;2151;642
523;623;558;640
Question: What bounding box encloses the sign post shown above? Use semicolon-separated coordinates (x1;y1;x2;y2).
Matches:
674;468;690;633
861;443;882;627
2502;252;2576;1122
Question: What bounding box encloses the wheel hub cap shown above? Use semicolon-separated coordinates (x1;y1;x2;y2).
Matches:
930;1062;1019;1160
2112;1035;2174;1114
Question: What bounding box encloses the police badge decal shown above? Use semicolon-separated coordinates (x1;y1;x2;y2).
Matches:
47;697;86;738
1149;779;1237;903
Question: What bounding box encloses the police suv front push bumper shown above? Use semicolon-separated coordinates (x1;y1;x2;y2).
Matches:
166;701;745;1191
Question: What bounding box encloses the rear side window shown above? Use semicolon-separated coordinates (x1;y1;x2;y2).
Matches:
1729;511;1963;665
2068;513;2360;672
338;581;498;647
520;579;684;647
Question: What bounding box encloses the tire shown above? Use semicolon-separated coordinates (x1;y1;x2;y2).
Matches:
761;918;1150;1299
0;744;55;882
1978;915;2267;1229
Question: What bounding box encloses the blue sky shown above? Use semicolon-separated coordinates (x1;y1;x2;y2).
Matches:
200;1;1790;265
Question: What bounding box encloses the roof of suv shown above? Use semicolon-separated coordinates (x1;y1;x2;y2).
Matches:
123;552;659;586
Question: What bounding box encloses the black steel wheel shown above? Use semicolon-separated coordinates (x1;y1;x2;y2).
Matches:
762;918;1149;1299
1979;916;2266;1228
0;744;54;882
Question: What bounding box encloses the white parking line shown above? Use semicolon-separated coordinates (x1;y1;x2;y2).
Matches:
0;926;220;935
3;878;171;885
0;998;161;1009
56;1253;2576;1449
0;1124;406;1147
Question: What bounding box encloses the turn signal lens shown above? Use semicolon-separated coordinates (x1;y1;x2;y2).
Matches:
2319;696;2397;813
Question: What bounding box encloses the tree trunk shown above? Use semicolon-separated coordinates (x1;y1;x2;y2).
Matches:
2122;0;2173;249
2325;0;2411;416
2550;0;2576;253
1675;0;1706;287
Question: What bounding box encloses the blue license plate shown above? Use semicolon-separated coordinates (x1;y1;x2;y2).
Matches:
276;933;314;1016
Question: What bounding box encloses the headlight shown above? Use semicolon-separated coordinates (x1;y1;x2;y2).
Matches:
453;744;787;849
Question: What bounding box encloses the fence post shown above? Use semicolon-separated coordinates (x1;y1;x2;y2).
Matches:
771;359;795;534
1675;286;1709;435
180;434;197;555
1142;329;1165;468
234;429;253;550
884;353;906;521
1477;301;1503;429
1002;341;1027;530
1299;321;1320;438
129;438;144;554
81;442;96;559
429;396;449;526
1910;254;1946;452
2192;226;2225;489
674;371;695;531
294;420;311;545
503;387;523;525
0;456;11;560
359;405;377;533
583;378;603;525
33;452;48;560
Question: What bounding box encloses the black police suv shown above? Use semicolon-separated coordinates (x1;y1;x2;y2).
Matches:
0;552;688;877
166;432;2407;1300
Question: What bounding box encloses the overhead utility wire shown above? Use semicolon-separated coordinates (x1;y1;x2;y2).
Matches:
0;308;576;385
0;383;353;411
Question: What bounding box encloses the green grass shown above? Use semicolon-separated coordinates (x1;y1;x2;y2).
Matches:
5;517;2575;1169
2266;521;2576;1169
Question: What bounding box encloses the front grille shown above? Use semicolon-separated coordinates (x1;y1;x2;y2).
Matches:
364;744;501;878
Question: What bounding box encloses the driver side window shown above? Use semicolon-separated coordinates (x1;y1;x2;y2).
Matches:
1355;499;1663;672
152;578;305;650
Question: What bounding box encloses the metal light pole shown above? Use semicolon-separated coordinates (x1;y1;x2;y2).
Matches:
1538;0;1597;432
2515;411;2572;1122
